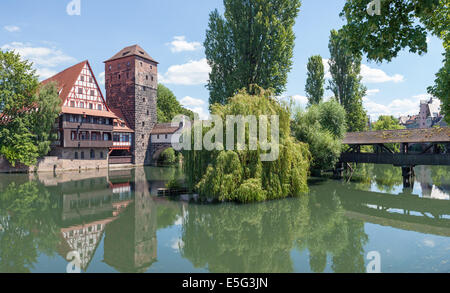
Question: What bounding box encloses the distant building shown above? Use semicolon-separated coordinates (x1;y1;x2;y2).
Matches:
399;115;419;129
398;97;444;129
418;97;442;128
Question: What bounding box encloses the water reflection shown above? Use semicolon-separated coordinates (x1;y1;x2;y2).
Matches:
0;165;449;273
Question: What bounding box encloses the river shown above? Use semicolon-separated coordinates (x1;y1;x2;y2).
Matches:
0;164;449;273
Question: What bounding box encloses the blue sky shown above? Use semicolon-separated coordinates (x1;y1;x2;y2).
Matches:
0;0;445;120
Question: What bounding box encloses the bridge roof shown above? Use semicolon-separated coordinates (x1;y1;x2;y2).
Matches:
343;127;450;145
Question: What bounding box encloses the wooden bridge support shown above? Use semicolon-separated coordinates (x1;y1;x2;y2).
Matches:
401;166;415;189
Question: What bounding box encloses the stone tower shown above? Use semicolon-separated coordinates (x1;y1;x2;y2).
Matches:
104;45;158;165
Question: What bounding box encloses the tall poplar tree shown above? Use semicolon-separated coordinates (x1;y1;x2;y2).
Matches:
305;55;325;106
204;0;302;106
327;30;367;132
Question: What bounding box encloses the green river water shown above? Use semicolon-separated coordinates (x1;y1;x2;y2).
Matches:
0;164;449;273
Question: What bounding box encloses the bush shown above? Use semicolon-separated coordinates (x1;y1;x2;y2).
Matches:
292;100;346;171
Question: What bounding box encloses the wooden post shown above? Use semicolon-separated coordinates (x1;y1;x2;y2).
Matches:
401;166;415;188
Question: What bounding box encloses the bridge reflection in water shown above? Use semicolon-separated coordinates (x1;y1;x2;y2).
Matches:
0;165;448;273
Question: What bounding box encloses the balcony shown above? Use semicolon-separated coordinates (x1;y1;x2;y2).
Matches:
64;139;113;148
62;121;113;131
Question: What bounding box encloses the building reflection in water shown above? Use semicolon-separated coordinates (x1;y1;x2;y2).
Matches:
415;166;450;200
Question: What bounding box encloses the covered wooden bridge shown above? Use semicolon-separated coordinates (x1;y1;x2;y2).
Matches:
338;127;450;187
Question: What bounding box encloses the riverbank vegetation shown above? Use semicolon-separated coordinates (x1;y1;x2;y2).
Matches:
0;51;61;167
183;88;311;203
291;100;347;173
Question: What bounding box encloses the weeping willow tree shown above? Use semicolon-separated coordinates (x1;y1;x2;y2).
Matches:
182;87;310;203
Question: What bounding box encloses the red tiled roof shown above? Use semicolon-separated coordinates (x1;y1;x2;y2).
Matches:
150;123;182;134
104;44;158;63
41;60;87;104
61;106;118;118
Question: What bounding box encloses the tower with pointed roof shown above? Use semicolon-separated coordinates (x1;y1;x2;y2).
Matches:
104;45;158;165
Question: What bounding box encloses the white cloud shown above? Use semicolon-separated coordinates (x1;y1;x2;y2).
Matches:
159;58;211;85
180;96;205;107
322;58;404;84
171;237;184;252
35;68;57;80
322;58;332;79
363;93;435;120
291;94;309;107
179;96;209;120
98;72;105;85
1;42;76;80
167;36;202;53
361;64;404;83
423;239;435;248
1;42;76;67
4;25;20;32
366;89;380;96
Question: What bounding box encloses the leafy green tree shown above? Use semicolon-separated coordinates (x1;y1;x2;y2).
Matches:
0;50;61;166
340;0;449;123
372;115;404;131
372;115;405;152
157;84;193;123
327;30;367;132
158;147;177;165
204;0;301;105
183;87;311;202
292;99;346;172
305;55;325;106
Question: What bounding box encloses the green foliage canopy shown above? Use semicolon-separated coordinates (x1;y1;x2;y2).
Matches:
327;30;368;132
183;87;311;203
305;55;325;106
0;50;61;166
157;84;193;123
292;99;347;171
204;0;301;106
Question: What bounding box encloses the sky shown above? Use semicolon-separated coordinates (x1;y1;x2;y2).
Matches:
0;0;445;121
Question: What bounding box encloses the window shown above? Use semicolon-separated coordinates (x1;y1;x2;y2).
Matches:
78;88;83;94
81;152;85;159
90;149;95;159
80;102;84;108
118;74;121;80
150;65;153;69
74;152;78;159
71;131;77;140
151;76;154;81
140;62;143;67
90;90;94;96
146;75;148;80
143;98;146;102
81;76;84;82
92;132;97;141
142;122;145;127
165;134;168;139
142;134;144;139
157;134;160;139
147;110;149;115
89;103;93;109
100;152;104;159
89;77;93;83
127;62;130;67
109;65;112;71
98;104;102;111
70;101;75;107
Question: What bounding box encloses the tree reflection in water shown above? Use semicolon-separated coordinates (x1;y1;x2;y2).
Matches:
180;191;368;273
